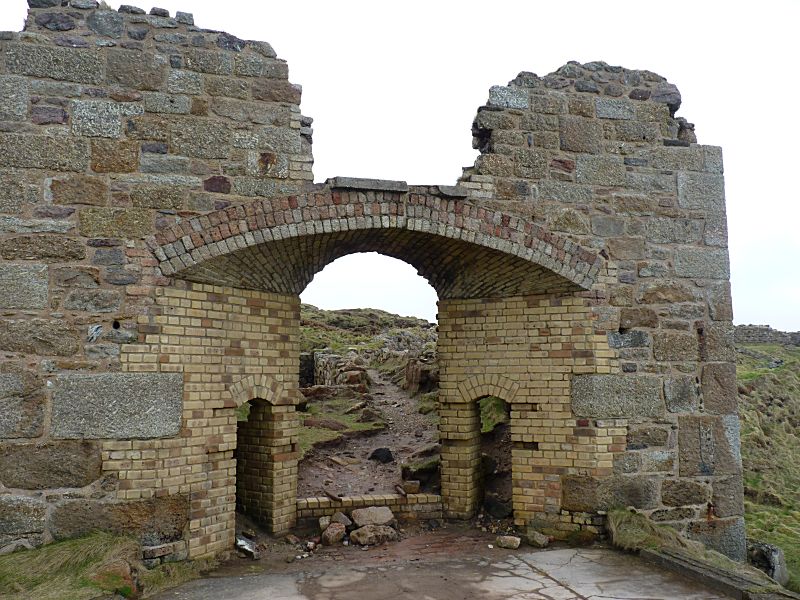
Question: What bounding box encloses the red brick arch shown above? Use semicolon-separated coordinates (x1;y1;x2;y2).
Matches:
148;188;603;299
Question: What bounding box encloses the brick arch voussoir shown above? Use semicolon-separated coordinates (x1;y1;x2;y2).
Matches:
456;374;520;404
228;374;287;408
148;192;603;290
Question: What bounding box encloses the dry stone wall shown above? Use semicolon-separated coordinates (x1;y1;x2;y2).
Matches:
0;2;743;564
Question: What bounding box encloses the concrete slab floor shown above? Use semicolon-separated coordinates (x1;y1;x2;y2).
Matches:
153;545;730;600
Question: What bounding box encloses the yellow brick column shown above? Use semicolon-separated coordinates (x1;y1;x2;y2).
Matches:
440;399;481;518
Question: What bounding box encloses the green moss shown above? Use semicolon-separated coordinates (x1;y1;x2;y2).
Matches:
479;396;509;433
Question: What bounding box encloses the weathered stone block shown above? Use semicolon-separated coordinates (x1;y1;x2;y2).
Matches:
167;69;203;95
679;415;741;477
590;215;625;237
0;134;89;172
63;289;121;313
641;450;674;472
0;441;101;489
513;149;547;179
53;266;100;288
52;373;183;439
620;307;658;329
0;76;29;121
0;496;46;535
51;495;189;543
79;208;152;238
5;44;103;84
595;98;635;120
644;146;704;171
558;115;602;153
50;174;108;206
0;375;44;438
0;170;40;214
91;139;139;173
645;218;703;244
0;235;85;262
536;181;592;204
613;452;641;474
488;85;528;109
72;100;142;138
650;507;696;522
687;517;745;562
712;474;744;518
627;426;669;449
664;376;699;413
0;217;73;234
576;155;626;186
205;75;249;99
251;79;301;104
677;172;725;213
661;479;710;506
561;474;660;512
703;214;728;247
0;319;79;356
613;121;661;142
607;237;645;260
170;120;231;159
607;330;650;349
637;280;698;304
234;54;288;78
107;49;167;91
652;332;698;361
139;154;190;174
143;93;191;115
129;185;185;209
701;363;737;415
0;264;48;309
571;374;663;418
185;49;233;75
546;208;588;234
704;322;735;362
86;10;124;38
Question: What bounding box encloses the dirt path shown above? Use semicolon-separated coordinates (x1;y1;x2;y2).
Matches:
297;369;439;498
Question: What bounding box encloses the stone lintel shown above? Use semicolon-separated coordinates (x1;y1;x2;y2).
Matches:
326;176;409;193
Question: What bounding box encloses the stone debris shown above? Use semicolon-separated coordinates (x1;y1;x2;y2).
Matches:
349;524;399;546
235;536;259;560
495;535;521;549
351;506;396;528
321;522;346;546
526;529;551;549
368;447;394;464
747;540;790;586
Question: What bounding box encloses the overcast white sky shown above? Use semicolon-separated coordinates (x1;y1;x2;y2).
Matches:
4;1;798;328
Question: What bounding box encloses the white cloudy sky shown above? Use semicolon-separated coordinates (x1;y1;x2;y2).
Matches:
4;1;798;328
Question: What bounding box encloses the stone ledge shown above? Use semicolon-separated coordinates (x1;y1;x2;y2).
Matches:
326;176;409;193
640;547;800;600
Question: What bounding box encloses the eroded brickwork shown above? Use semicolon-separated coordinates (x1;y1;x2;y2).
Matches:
0;1;743;563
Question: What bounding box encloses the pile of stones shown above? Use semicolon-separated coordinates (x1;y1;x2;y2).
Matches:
318;506;400;548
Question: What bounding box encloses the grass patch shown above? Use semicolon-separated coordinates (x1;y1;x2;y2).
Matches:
298;396;384;456
479;396;509;433
744;501;800;592
738;342;800;591
607;509;777;587
0;532;138;600
0;531;211;600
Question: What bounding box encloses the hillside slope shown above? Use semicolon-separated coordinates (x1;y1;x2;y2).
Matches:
737;343;800;591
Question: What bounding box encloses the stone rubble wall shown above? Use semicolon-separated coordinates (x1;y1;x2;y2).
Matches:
0;0;311;558
456;62;743;560
734;325;799;346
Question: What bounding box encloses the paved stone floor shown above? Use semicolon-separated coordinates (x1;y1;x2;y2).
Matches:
154;533;730;600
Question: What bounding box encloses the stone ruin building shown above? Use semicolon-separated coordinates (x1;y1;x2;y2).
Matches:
0;1;744;564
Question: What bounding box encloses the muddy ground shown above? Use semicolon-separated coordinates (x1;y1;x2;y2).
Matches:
296;369;440;498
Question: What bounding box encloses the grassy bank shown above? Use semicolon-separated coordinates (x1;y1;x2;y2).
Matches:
738;343;800;591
